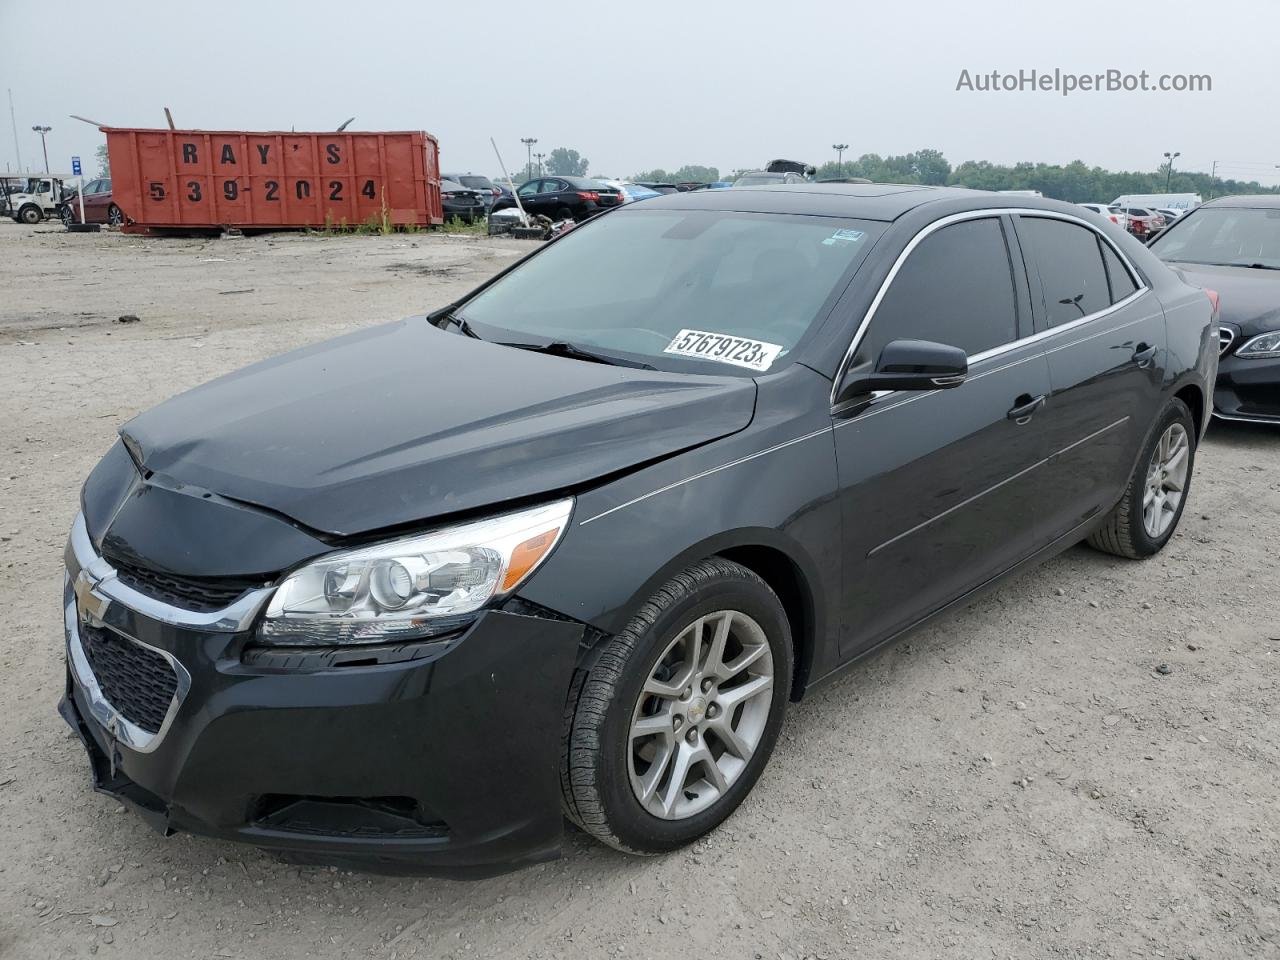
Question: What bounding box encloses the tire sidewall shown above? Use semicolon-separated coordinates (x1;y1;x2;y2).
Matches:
1128;398;1196;555
593;574;792;853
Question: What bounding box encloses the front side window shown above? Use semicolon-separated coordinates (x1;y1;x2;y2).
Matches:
1018;217;1111;327
856;217;1018;365
457;209;883;374
517;180;539;197
1149;206;1280;269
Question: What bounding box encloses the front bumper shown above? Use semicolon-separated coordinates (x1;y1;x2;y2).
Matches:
1214;351;1280;424
59;514;584;878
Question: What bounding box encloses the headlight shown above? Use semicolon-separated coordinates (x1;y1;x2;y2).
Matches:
1236;330;1280;359
259;499;573;645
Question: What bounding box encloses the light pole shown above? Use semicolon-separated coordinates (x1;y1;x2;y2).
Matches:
32;124;51;174
1162;150;1180;191
520;137;537;181
534;152;545;176
832;143;848;166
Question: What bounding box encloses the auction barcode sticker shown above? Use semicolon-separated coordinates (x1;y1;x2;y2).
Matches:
663;329;784;371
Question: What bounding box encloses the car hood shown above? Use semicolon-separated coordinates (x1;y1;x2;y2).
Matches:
1170;262;1280;336
120;318;756;537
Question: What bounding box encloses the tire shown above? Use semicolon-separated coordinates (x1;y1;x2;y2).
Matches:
554;205;573;222
561;558;792;855
1087;397;1196;559
17;204;41;224
107;204;124;226
60;205;74;227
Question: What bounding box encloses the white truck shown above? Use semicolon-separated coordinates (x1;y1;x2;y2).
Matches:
4;175;72;224
1111;193;1201;214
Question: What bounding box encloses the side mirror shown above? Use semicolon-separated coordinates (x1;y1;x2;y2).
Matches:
835;339;968;405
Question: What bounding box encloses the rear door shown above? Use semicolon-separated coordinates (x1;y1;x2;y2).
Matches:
1013;213;1165;543
833;214;1053;657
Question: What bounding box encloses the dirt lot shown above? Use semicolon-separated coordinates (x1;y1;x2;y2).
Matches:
1;218;1278;960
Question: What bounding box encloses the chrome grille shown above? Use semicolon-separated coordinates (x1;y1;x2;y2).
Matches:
1219;326;1236;355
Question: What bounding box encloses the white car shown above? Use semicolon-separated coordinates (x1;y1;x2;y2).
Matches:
1078;203;1125;228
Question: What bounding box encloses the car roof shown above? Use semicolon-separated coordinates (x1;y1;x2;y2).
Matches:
636;182;1047;222
1200;194;1280;209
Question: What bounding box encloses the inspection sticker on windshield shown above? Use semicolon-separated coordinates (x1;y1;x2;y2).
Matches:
663;329;784;371
822;228;865;246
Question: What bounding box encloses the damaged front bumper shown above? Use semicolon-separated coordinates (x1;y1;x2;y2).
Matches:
59;514;584;878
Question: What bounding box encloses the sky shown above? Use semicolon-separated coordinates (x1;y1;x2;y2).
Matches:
2;0;1278;186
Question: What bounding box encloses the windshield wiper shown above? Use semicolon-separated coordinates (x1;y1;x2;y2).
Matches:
438;312;482;339
498;339;655;370
1228;261;1280;271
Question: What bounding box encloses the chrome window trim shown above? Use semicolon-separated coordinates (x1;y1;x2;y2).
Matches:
829;207;1150;406
64;576;192;754
69;512;274;633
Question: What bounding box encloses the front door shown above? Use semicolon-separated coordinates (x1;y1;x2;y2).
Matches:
832;215;1053;656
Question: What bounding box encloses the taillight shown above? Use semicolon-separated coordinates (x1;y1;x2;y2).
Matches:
1204;288;1220;318
577;191;600;202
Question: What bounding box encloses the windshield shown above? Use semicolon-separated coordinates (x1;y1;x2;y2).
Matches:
1150;206;1280;269
733;174;782;187
456;209;883;374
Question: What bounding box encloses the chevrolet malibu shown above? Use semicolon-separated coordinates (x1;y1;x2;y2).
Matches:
62;185;1217;877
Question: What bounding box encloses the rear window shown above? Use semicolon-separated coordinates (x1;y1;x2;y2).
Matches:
1019;217;1111;327
456;176;494;191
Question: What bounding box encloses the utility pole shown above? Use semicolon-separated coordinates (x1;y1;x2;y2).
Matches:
32;125;52;174
8;89;21;172
533;152;545;176
1162;150;1180;192
520;137;537;181
832;143;848;166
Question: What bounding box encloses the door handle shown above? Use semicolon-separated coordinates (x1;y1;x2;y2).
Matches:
1007;393;1047;423
1132;342;1157;367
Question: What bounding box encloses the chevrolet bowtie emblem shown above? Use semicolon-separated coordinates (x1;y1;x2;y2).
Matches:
73;572;111;627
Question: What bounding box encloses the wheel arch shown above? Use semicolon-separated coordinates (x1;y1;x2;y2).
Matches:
1172;380;1205;441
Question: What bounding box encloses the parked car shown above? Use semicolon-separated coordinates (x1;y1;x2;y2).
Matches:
733;171;807;186
439;179;488;224
61;186;1216;878
599;180;662;203
1078;202;1125;228
1156;208;1186;223
1110;205;1164;239
492;176;623;221
706;181;733;189
634;182;681;195
1149;194;1280;424
443;173;499;211
59;178;122;226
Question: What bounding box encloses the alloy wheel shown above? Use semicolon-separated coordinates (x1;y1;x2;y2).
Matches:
1143;422;1189;538
628;610;774;820
108;205;123;226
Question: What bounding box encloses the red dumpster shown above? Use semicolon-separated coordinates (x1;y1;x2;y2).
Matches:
104;127;443;231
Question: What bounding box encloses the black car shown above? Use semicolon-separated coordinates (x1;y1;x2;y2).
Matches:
442;172;499;211
61;184;1216;879
1148;195;1280;424
439;179;488;224
493;176;623;221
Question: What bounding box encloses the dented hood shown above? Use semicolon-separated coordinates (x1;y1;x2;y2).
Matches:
120;318;756;536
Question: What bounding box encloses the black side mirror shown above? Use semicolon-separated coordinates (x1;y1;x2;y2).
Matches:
835;339;968;405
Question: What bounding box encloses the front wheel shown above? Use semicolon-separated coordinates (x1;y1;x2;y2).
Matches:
17;204;41;224
107;204;124;226
1087;397;1196;559
561;558;792;854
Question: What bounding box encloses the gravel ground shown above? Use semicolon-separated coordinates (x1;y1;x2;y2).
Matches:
1;219;1278;960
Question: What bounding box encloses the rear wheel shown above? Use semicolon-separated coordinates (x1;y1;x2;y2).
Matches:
18;204;41;224
561;558;792;854
1087;397;1195;559
554;205;573;222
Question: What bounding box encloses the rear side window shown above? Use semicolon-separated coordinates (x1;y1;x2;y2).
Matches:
1019;217;1111;327
858;217;1018;362
1100;242;1138;302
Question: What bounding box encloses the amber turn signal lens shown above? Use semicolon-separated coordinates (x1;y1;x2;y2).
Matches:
501;530;559;592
